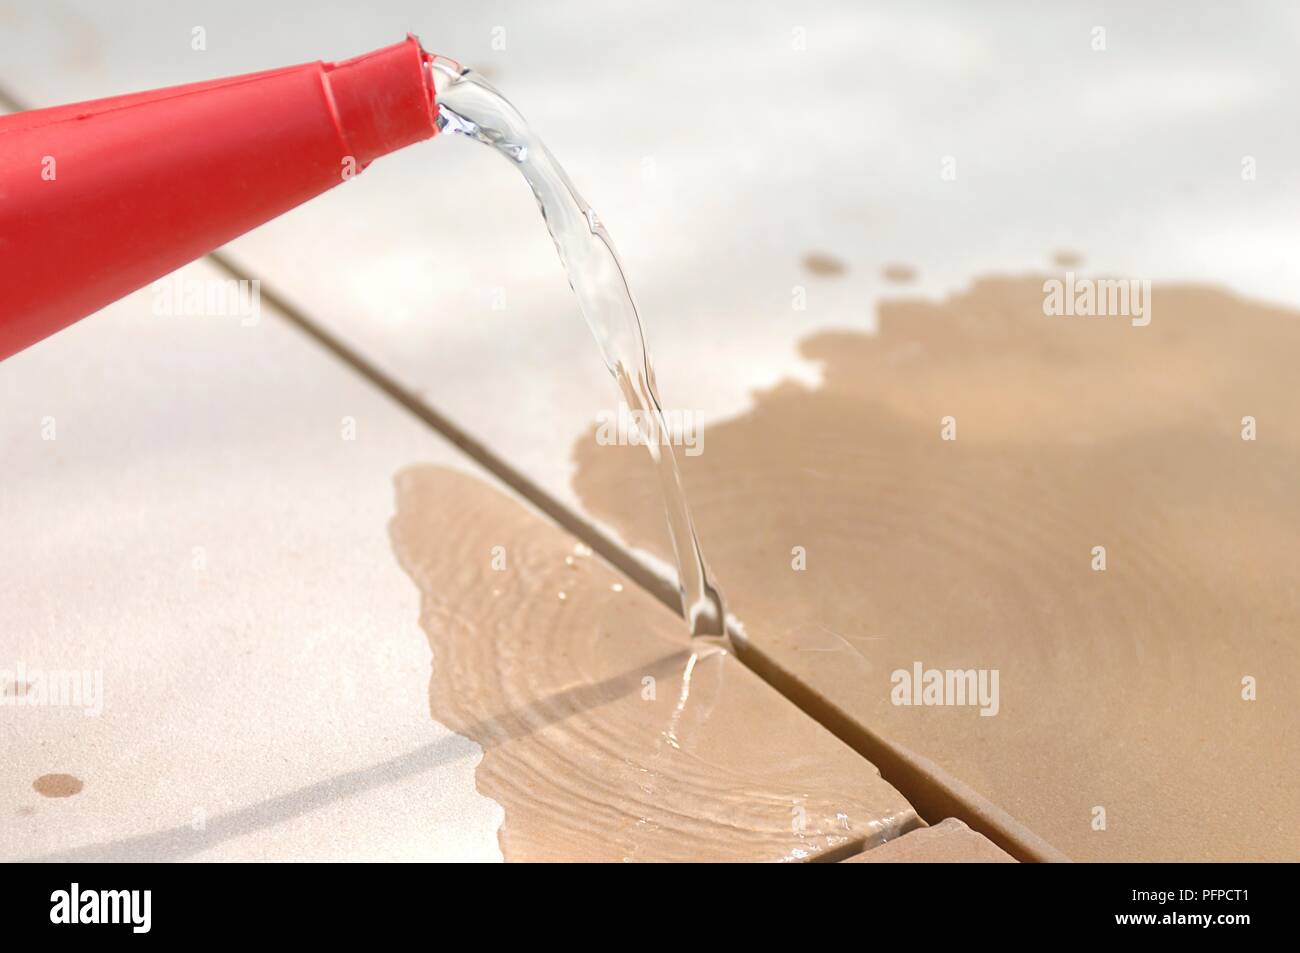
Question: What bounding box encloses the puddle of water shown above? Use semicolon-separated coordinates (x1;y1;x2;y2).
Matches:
388;465;918;861
571;273;1300;861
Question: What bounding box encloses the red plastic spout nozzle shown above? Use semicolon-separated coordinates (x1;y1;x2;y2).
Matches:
0;36;441;361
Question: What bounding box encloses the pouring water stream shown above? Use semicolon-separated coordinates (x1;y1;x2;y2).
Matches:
429;60;726;637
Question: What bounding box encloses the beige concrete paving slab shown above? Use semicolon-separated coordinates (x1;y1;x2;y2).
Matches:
6;2;1300;862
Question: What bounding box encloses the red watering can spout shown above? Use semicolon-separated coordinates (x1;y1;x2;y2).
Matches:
0;35;443;361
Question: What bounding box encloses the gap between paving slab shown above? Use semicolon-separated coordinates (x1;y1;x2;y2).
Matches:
0;82;25;112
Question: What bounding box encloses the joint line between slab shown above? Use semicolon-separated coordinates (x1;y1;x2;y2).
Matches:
0;82;27;112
